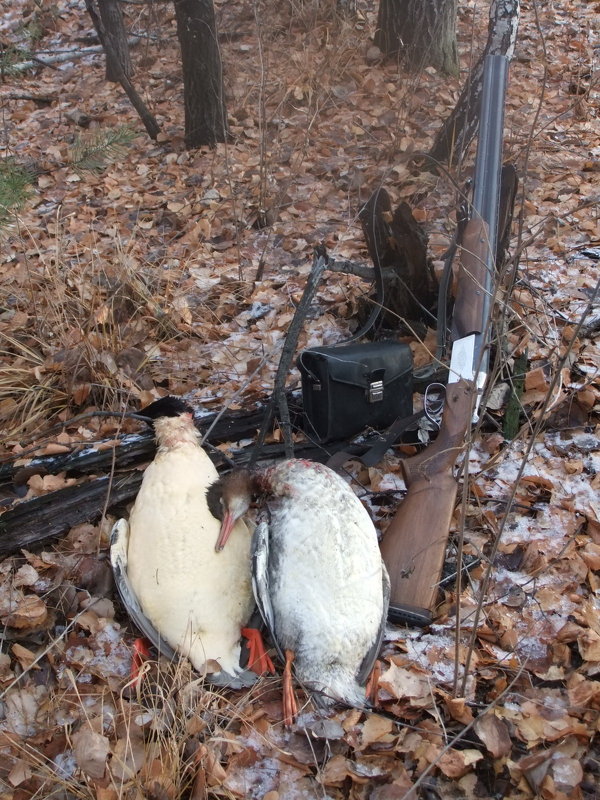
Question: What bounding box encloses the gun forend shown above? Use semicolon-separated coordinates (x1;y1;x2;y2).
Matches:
452;218;493;340
379;378;474;626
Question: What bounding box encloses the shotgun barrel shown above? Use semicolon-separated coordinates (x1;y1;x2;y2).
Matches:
380;54;510;626
450;54;509;400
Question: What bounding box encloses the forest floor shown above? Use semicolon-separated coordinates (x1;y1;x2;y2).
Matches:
0;0;599;798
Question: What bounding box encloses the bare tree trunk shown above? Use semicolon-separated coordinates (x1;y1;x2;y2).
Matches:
85;0;159;138
98;0;132;82
428;0;520;166
173;0;227;149
374;0;458;76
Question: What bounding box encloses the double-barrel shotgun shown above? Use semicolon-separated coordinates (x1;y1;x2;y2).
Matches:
380;54;510;626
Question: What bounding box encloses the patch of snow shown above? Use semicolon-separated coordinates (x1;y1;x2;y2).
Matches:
376;473;406;492
247;301;273;320
403;633;457;685
53;751;77;779
544;694;569;712
88;621;131;679
559;473;599;515
225;756;280;798
502;701;522;712
515;636;548;660
384;626;409;642
352;760;389;777
502;515;535;544
585;453;600;474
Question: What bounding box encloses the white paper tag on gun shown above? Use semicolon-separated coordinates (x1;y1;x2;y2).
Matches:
448;333;487;420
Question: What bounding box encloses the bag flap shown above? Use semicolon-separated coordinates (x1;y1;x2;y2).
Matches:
298;341;412;388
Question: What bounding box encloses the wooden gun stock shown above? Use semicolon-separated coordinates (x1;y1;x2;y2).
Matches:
379;379;474;626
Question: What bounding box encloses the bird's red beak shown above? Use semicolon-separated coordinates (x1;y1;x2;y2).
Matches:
215;511;236;552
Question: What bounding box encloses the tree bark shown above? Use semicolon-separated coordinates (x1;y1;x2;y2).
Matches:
84;0;159;138
358;189;438;332
428;0;520;167
97;0;132;82
374;0;458;76
173;0;227;148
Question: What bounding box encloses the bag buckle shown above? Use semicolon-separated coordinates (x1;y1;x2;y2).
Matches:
368;379;384;403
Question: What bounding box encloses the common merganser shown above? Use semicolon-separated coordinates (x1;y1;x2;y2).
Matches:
110;396;269;687
207;458;390;723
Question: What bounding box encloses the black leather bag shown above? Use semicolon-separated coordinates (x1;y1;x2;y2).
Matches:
297;340;413;442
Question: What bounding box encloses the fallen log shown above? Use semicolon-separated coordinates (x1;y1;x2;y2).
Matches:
0;402;284;488
0;436;368;556
0;472;143;556
8;39;140;73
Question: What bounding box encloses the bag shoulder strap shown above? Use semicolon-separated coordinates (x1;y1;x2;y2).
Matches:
334;238;385;345
325;410;424;471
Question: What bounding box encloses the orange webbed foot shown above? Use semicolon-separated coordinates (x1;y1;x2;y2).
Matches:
242;627;276;675
365;660;381;706
282;649;298;727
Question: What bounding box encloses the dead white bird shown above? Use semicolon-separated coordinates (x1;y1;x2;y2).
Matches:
207;458;390;722
110;396;268;687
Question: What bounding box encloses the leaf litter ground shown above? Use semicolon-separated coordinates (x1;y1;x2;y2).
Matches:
0;1;599;798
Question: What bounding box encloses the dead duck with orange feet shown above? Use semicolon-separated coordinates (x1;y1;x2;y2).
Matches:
207;458;390;723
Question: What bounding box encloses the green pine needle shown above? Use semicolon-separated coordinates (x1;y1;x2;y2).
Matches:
0;159;34;229
71;125;136;174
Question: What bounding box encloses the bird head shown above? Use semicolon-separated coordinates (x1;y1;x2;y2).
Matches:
139;396;195;424
137;396;199;449
206;470;254;551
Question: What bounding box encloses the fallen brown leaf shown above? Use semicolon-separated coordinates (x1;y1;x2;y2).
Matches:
72;727;110;780
473;713;512;758
437;748;483;779
11;643;38;671
577;629;600;661
319;754;352;785
2;594;48;630
110;733;146;781
360;713;394;747
7;759;32;788
518;749;553;793
379;661;434;708
446;696;475;725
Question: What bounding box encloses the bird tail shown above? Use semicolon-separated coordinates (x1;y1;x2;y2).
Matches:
304;667;366;710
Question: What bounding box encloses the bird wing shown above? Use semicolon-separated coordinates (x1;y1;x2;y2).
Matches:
251;518;285;665
111;519;259;689
109;519;177;660
356;560;391;686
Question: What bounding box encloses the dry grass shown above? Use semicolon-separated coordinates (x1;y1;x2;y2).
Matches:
0;223;187;439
